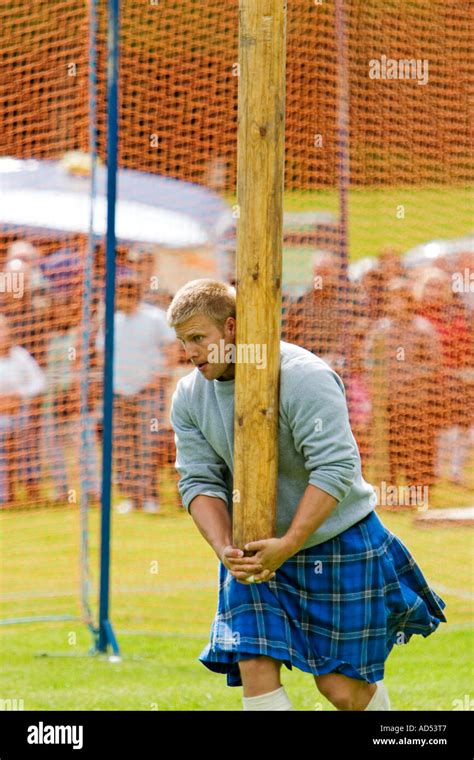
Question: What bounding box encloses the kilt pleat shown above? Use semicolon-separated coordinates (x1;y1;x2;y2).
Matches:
198;510;447;687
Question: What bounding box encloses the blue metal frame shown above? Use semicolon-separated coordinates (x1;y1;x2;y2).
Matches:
96;0;120;656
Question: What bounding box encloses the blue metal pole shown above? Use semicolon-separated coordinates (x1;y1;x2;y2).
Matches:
97;0;120;655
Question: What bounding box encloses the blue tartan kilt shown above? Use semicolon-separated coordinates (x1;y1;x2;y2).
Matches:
199;509;447;687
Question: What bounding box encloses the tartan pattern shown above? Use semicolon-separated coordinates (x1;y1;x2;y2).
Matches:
199;510;447;687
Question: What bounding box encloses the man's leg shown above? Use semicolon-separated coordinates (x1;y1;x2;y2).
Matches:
315;673;390;710
238;656;293;711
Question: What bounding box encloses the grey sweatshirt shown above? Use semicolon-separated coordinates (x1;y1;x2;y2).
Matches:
170;340;376;549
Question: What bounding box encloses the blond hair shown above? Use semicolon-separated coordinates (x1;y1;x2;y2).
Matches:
166;279;236;329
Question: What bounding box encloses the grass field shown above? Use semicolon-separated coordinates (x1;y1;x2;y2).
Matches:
227;185;473;285
0;503;472;711
227;185;474;295
281;186;473;261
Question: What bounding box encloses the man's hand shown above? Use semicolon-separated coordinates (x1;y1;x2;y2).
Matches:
220;545;277;584
242;538;294;580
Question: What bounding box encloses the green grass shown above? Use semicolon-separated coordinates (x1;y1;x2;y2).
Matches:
0;622;471;711
227;185;473;288
282;186;473;261
1;505;472;710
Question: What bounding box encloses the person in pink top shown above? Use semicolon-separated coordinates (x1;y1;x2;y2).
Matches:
364;278;441;491
414;267;474;486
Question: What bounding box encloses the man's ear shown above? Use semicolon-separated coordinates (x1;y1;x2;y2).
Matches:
226;316;236;339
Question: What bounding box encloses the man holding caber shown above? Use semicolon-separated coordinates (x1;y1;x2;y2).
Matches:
168;278;446;711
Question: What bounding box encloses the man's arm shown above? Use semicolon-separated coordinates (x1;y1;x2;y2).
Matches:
243;485;338;577
283;361;358;501
281;483;337;555
170;383;267;581
188;495;265;580
170;383;229;511
188;494;232;559
244;362;357;578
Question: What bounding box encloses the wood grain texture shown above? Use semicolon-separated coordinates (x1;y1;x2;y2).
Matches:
232;0;286;549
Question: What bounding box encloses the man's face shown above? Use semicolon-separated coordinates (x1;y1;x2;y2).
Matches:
175;313;236;381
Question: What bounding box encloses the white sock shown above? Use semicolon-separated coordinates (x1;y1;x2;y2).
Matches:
242;685;293;711
364;681;391;711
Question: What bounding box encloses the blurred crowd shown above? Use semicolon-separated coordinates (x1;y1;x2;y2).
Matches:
0;239;473;512
282;247;474;493
0;240;180;512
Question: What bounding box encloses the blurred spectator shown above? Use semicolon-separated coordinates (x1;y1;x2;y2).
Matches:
0;315;46;506
206;153;228;193
6;240;48;293
42;295;100;505
365;278;441;490
1;258;50;366
96;269;179;514
360;266;389;323
344;333;372;464
379;246;404;281
414;267;474;486
126;246;176;311
451;252;474;329
359;248;405;324
283;251;370;460
282;251;367;376
6;240;38;265
0;257;50;506
40;247;83;305
127;245;155;291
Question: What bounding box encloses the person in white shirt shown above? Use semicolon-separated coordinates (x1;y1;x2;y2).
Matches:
0;315;46;506
96;269;178;513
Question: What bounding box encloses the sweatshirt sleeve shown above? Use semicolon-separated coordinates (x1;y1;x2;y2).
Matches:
281;360;357;502
170;381;230;512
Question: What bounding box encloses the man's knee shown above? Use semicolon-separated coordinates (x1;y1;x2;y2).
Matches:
326;690;357;711
316;680;353;710
315;673;373;711
238;656;282;696
238;655;281;677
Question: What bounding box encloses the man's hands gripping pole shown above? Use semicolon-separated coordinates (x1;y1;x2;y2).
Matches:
188;495;289;585
220;538;293;584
